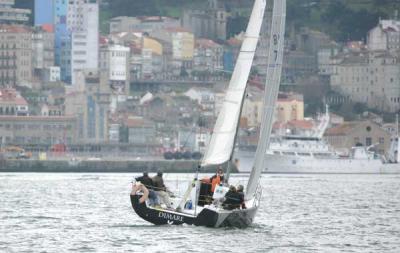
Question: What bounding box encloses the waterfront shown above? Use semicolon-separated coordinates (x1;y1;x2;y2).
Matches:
1;173;400;252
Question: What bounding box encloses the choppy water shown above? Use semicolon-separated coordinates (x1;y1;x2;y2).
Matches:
1;173;400;252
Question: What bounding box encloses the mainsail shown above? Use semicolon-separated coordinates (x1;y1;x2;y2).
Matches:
201;0;267;166
246;0;286;199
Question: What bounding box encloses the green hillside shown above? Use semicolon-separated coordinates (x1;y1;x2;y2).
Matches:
104;0;400;41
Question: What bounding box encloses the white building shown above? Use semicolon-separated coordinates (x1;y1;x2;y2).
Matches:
367;19;400;51
99;44;130;94
32;27;55;70
330;51;400;112
43;66;61;82
110;16;180;34
68;0;99;85
318;47;339;76
193;39;224;72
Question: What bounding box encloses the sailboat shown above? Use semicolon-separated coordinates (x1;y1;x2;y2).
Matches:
130;0;286;228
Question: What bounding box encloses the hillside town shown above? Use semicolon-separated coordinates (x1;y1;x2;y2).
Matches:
0;0;399;161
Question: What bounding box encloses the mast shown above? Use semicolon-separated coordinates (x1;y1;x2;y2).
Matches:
200;0;266;167
314;104;330;139
246;0;286;199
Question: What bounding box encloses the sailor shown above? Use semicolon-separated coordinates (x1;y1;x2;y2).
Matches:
222;185;243;210
130;182;149;204
236;185;246;209
198;177;213;205
210;166;225;193
135;172;153;189
152;171;172;208
135;172;158;206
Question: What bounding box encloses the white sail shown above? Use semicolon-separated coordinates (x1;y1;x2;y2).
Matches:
246;0;286;199
201;0;267;166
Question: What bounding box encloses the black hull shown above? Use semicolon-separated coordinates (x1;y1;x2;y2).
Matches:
130;195;258;228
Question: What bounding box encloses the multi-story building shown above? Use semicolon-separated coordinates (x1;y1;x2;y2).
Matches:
152;27;194;76
318;46;339;76
0;25;32;87
65;70;110;143
253;1;272;77
32;26;55;70
50;0;99;84
193;39;223;72
109;16;180;34
53;0;70;82
0;0;30;25
69;0;99;85
99;44;130;94
324;119;392;155
367;19;400;51
242;89;304;127
141;37;163;79
125;116;156;145
182;0;227;41
275;94;304;123
169;28;194;60
42;66;61;82
32;25;55;87
242;91;263;128
0;115;77;146
0;88;28;116
330;50;400;112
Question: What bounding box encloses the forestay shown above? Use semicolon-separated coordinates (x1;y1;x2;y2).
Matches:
201;0;267;166
246;0;286;199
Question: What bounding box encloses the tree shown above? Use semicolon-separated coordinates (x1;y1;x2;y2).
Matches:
227;14;247;38
109;0;160;17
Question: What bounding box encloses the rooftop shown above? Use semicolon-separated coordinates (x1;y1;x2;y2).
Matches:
0;88;28;106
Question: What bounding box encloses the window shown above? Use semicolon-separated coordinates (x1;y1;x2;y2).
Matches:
379;137;384;144
366;137;372;146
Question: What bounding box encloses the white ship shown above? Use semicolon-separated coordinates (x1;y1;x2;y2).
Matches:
235;109;399;174
264;136;383;174
380;115;400;173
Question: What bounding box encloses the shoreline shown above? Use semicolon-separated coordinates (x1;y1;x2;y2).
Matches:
0;159;239;173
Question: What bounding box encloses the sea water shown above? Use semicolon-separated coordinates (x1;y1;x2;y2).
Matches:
0;173;399;252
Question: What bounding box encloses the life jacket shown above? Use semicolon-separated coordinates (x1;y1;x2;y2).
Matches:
210;175;221;192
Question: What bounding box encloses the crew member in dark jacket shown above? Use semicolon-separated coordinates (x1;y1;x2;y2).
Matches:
237;184;246;209
135;172;153;189
135;172;158;206
222;185;244;210
152;171;172;208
